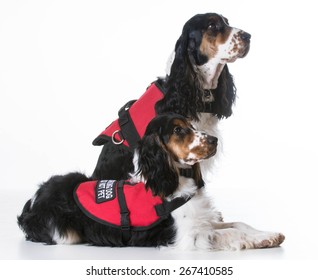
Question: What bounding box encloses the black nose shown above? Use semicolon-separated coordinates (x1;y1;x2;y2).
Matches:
240;32;251;42
207;136;218;145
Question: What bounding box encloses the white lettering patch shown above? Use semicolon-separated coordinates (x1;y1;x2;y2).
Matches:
95;180;117;203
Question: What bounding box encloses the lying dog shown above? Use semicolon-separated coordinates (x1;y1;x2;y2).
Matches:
18;114;284;250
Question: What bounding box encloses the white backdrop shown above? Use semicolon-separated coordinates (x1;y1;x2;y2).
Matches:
1;0;318;263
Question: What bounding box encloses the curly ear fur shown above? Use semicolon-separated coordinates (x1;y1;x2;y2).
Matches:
137;133;179;197
156;33;205;122
156;28;236;120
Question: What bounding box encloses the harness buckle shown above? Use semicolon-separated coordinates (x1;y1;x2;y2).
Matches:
111;130;125;145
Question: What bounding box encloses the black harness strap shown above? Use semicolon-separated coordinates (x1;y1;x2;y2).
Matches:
116;180;131;243
155;196;192;219
118;100;141;149
178;167;204;189
154;166;201;217
178;168;194;179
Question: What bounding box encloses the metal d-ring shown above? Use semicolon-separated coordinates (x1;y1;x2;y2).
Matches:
111;130;124;145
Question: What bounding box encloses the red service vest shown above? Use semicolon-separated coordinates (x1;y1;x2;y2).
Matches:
74;180;190;231
92;82;165;149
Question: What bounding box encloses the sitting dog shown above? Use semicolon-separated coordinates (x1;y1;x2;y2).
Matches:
92;13;251;181
18;114;284;250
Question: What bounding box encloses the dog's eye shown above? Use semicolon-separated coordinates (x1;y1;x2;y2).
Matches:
173;126;183;135
208;22;222;32
208;23;216;30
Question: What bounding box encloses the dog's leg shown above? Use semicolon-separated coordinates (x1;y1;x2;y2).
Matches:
211;222;285;250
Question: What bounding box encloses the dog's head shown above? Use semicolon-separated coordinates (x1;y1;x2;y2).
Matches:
179;13;250;66
135;114;217;197
163;13;251;119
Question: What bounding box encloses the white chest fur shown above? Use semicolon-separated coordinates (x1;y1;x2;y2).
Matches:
170;186;221;250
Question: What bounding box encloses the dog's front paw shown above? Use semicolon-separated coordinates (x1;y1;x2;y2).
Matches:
253;232;285;249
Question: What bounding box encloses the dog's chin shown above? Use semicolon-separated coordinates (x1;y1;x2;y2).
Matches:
204;148;217;159
222;47;250;63
186;149;217;165
221;56;238;64
238;45;250;58
179;148;217;165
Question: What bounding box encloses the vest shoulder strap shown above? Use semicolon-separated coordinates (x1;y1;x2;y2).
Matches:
118;100;140;149
154;196;192;218
116;180;132;242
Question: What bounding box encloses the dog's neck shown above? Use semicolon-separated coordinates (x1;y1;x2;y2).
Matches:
196;59;226;90
165;51;226;91
175;161;204;188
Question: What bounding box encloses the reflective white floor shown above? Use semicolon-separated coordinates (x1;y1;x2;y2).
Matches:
1;185;316;260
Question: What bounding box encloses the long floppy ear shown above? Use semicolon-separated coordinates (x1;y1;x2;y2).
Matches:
156;31;205;121
211;64;237;119
137;133;179;198
169;29;208;81
168;34;192;83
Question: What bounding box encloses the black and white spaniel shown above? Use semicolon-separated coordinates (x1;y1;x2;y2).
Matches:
18;115;284;250
18;115;214;246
